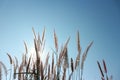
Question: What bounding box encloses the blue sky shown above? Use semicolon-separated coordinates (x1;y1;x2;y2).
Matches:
0;0;120;80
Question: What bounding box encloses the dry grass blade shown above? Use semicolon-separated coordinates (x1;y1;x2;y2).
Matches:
75;52;80;69
81;58;84;70
19;63;23;73
58;37;70;68
48;64;50;80
25;54;27;66
26;55;32;72
75;31;81;69
53;65;57;80
103;59;107;73
57;38;70;80
40;62;44;80
44;52;49;70
83;41;93;61
54;29;58;52
57;37;70;69
81;41;93;70
34;39;39;59
7;53;13;64
24;41;28;54
18;63;24;80
71;58;74;72
14;56;18;69
13;62;17;79
32;63;36;75
77;31;81;54
37;33;42;51
13;57;18;79
0;61;7;76
62;37;70;59
42;27;45;42
41;39;46;54
32;27;37;40
52;53;54;74
58;47;63;67
63;47;69;69
97;61;104;78
64;37;70;48
22;54;27;66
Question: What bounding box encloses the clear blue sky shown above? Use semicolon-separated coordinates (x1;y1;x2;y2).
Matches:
0;0;120;80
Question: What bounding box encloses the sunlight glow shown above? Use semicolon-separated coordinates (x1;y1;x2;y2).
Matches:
28;46;48;64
